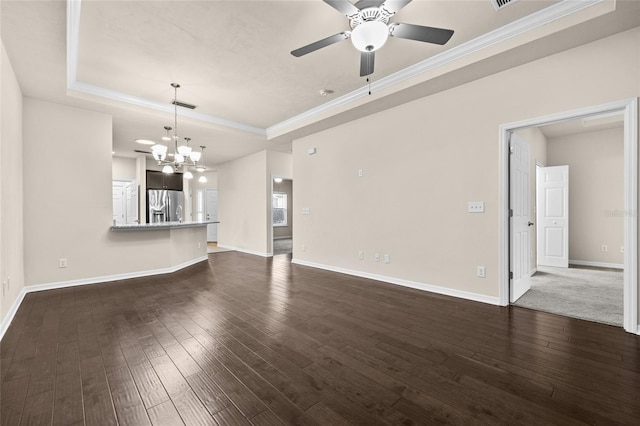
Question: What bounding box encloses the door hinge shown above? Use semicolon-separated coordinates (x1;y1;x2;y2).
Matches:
509;271;513;279
509;146;514;154
509;209;513;217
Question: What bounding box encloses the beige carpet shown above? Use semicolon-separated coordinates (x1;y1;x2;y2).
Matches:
514;265;623;326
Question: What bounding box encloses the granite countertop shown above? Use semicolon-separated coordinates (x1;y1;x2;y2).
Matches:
110;221;219;231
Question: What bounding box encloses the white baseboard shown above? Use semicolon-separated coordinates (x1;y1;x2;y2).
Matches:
529;267;537;277
569;260;624;270
0;256;208;342
217;245;271;257
0;288;28;343
291;258;500;306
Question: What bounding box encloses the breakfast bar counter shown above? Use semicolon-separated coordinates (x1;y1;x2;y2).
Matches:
110;221;219;231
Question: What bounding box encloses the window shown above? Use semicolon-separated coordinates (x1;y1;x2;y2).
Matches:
273;192;287;227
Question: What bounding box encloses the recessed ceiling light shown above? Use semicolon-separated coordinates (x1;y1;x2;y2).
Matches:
134;138;156;145
319;89;334;96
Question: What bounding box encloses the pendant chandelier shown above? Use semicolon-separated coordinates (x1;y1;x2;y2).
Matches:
150;83;207;180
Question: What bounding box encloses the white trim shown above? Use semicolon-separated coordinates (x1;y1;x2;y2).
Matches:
274;236;292;240
623;98;638;334
216;245;271;258
0;256;208;342
292;259;500;306
66;0;81;88
66;0;605;138
569;260;624;270
499;98;638;334
266;0;604;138
0;289;28;342
67;82;266;136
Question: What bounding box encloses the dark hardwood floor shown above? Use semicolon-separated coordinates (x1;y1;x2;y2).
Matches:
1;252;639;425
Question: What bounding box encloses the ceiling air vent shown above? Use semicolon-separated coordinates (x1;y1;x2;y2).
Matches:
491;0;519;11
171;99;197;110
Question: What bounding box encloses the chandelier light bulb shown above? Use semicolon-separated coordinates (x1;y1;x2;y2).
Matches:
175;154;185;164
162;165;174;174
177;144;192;156
151;144;168;161
350;21;389;52
184;171;194;179
189;151;201;162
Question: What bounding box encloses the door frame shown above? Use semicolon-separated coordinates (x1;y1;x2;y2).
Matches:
498;98;638;335
269;174;293;257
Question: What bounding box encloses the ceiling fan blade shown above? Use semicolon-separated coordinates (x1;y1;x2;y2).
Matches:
360;51;375;77
323;0;360;16
389;23;454;45
381;0;412;14
354;0;386;10
291;32;349;57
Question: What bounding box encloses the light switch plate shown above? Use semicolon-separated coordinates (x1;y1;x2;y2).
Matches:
468;201;485;213
302;207;310;215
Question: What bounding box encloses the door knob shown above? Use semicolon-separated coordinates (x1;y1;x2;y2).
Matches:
528;221;534;226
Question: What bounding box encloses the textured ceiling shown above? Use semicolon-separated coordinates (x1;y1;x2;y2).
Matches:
75;0;557;128
1;0;638;165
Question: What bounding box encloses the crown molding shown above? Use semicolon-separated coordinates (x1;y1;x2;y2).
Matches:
67;0;605;139
67;81;266;136
66;0;265;137
266;0;605;138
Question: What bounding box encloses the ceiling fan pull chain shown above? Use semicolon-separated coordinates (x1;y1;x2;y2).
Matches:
367;77;371;95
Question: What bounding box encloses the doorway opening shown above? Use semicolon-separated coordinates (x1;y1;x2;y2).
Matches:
510;120;625;326
272;177;293;256
499;98;638;334
112;179;138;225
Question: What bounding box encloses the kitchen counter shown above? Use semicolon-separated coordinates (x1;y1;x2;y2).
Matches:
110;221;219;231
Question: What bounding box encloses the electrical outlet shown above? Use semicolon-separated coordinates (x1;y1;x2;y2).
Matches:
384;254;390;264
620;246;625;253
374;253;380;263
358;250;364;260
601;245;608;252
468;201;485;213
358;169;363;177
477;266;486;278
59;258;68;268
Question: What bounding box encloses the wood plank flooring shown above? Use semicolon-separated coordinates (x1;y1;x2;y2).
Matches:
1;252;639;425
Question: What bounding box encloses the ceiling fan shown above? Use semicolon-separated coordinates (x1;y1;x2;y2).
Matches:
291;0;454;77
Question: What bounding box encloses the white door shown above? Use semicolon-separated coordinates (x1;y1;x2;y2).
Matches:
112;181;125;225
125;180;138;224
205;189;218;242
537;165;569;267
510;133;532;302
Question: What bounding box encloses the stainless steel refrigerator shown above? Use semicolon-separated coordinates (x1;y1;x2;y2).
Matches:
147;189;184;223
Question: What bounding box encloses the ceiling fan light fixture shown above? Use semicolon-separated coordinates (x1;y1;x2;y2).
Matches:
351;20;389;52
184;171;194;179
162;165;174;174
198;175;208;183
134;139;156;145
